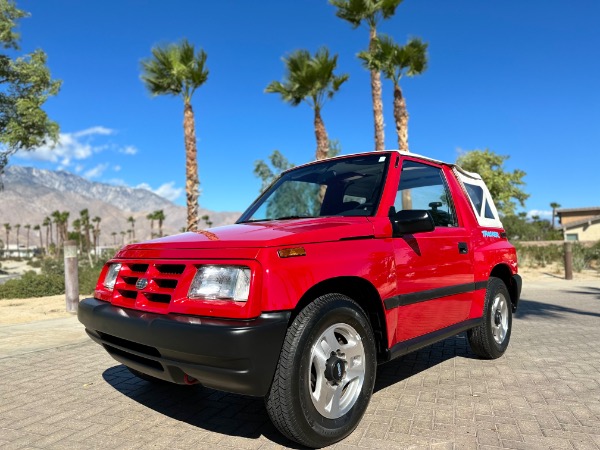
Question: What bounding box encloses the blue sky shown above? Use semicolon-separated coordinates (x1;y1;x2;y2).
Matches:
13;0;600;218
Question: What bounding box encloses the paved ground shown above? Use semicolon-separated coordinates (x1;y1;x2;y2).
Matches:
1;279;599;449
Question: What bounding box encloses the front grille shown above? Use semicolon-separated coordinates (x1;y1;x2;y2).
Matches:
111;261;192;311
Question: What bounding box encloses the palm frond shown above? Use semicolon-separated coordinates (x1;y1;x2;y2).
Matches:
266;47;348;110
331;0;402;28
140;39;208;102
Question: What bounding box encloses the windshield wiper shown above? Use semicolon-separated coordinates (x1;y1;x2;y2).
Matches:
273;215;316;221
238;215;316;224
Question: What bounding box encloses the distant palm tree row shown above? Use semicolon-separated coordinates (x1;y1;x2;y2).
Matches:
139;1;427;231
0;208;178;260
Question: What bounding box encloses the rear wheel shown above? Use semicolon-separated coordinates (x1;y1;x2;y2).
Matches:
468;277;512;359
265;294;376;448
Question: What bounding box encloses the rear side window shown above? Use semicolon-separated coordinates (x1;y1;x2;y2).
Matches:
395;160;457;227
465;182;497;221
464;184;483;213
455;169;502;228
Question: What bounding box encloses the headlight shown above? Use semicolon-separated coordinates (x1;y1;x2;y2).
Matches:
188;265;251;302
103;263;122;290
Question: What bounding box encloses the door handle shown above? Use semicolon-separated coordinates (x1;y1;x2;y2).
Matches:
458;242;468;254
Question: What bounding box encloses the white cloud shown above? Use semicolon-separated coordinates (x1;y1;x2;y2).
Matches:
113;165;121;172
73;126;114;138
84;163;109;179
15;126;116;166
120;145;138;155
137;181;183;202
527;209;553;220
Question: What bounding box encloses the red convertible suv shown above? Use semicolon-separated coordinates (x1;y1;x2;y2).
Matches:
79;151;521;447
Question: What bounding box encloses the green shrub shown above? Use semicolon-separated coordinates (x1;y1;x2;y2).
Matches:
514;243;562;268
0;258;104;299
26;259;42;268
0;271;65;299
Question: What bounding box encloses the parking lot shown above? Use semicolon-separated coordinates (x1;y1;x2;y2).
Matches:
1;279;599;449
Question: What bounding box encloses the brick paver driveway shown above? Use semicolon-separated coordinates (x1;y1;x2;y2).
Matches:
1;280;599;449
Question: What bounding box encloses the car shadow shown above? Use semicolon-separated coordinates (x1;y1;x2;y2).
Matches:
102;365;303;448
515;295;600;320
102;333;477;444
374;333;477;393
561;286;600;300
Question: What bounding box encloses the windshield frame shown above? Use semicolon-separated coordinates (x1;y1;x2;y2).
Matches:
237;153;391;224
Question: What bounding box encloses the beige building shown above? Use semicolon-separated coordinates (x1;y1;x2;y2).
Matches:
557;206;600;241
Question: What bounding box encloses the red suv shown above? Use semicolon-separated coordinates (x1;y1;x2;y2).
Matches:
79;151;521;447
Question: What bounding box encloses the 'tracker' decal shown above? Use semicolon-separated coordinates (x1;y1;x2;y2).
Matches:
482;230;501;238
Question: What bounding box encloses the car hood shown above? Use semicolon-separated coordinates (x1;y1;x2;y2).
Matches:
123;217;375;251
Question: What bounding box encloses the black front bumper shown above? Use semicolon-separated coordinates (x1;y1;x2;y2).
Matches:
78;298;290;397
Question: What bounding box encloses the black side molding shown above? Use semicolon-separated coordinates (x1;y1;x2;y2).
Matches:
383;317;483;363
384;281;488;310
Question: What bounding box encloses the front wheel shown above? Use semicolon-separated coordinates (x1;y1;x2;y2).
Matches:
468;277;512;359
265;294;376;448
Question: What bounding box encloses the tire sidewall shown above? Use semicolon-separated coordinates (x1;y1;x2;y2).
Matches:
291;296;377;444
485;279;512;356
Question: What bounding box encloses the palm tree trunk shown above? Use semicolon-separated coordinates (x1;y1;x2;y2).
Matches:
38;229;43;254
184;101;200;231
370;27;385;151
393;82;409;152
314;107;329;161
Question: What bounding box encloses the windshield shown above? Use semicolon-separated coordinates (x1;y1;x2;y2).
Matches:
238;154;389;223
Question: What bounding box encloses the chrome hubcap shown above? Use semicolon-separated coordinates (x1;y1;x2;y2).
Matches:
491;293;509;344
309;323;365;419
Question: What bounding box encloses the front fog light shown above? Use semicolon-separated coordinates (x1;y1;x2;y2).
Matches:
103;263;122;290
188;266;251;301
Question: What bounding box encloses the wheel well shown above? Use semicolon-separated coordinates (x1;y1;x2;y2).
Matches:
489;264;519;311
290;277;388;361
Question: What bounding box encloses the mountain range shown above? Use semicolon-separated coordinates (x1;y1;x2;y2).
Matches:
0;166;241;246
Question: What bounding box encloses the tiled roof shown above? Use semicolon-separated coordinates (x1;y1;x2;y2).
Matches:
557;206;600;214
562;214;600;230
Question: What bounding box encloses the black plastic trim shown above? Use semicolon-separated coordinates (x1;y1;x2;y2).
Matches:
78;297;290;397
384;281;488;310
511;274;522;312
384;317;482;362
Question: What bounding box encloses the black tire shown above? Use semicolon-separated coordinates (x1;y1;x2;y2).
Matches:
265;294;377;448
126;367;169;384
468;277;512;359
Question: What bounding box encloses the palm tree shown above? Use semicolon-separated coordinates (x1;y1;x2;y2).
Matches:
111;231;117;246
201;215;213;228
141;39;209;231
24;224;31;258
34;225;42;255
72;219;82;254
330;0;403;151
147;212;156;238
3;223;10;258
42;216;51;253
127;216;136;242
154;210;165;237
58;211;70;249
79;209;91;256
51;210;61;250
92;216;101;257
266;48;349;161
14;224;20;258
120;231;126;246
550;202;561;229
359;35;427;152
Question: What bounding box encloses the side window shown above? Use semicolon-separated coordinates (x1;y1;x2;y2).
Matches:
395;160;457;227
465;182;496;220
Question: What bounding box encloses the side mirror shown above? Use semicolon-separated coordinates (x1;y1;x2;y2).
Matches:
389;208;435;237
